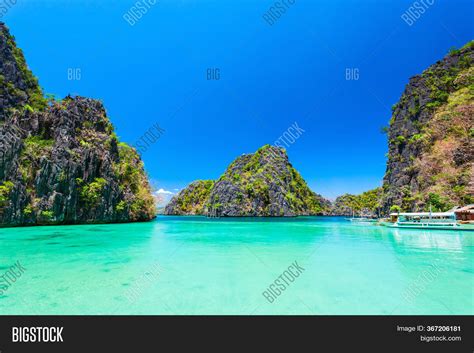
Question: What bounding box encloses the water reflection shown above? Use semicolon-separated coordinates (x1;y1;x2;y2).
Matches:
391;229;466;251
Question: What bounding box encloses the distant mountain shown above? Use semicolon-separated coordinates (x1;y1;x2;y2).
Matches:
165;145;331;217
0;23;156;226
331;188;383;217
164;180;214;215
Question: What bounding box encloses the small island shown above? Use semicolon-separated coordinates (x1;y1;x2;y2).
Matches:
165;145;331;217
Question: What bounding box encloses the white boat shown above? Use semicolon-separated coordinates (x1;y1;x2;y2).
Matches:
384;211;473;231
349;217;378;223
347;209;378;223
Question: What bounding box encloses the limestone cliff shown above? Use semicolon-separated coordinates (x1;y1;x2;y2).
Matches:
0;23;156;226
382;41;473;212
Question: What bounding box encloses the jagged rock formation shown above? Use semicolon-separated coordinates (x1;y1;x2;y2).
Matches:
381;41;473;213
0;23;156;226
165;145;331;217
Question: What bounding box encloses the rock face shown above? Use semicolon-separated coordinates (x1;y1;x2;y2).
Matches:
165;145;331;217
331;188;383;217
381;41;474;213
0;23;46;121
164;180;214;215
0;23;156;226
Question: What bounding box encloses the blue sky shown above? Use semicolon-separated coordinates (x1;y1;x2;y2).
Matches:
3;0;473;200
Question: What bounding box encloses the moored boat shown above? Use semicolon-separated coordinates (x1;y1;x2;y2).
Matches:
382;211;474;231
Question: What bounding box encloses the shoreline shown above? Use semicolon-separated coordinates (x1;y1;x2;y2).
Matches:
0;216;157;229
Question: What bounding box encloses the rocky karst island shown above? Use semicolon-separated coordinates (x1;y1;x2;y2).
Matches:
0;23;155;226
165;145;331;217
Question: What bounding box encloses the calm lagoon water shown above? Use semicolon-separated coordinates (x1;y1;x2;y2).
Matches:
0;216;472;315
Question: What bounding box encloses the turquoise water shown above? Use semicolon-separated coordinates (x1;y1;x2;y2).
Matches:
0;216;472;315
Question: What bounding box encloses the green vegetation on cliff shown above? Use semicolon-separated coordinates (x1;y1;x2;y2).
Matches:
411;75;473;210
381;41;473;213
332;188;383;216
168;180;214;215
0;23;156;226
114;143;156;220
0;23;46;116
